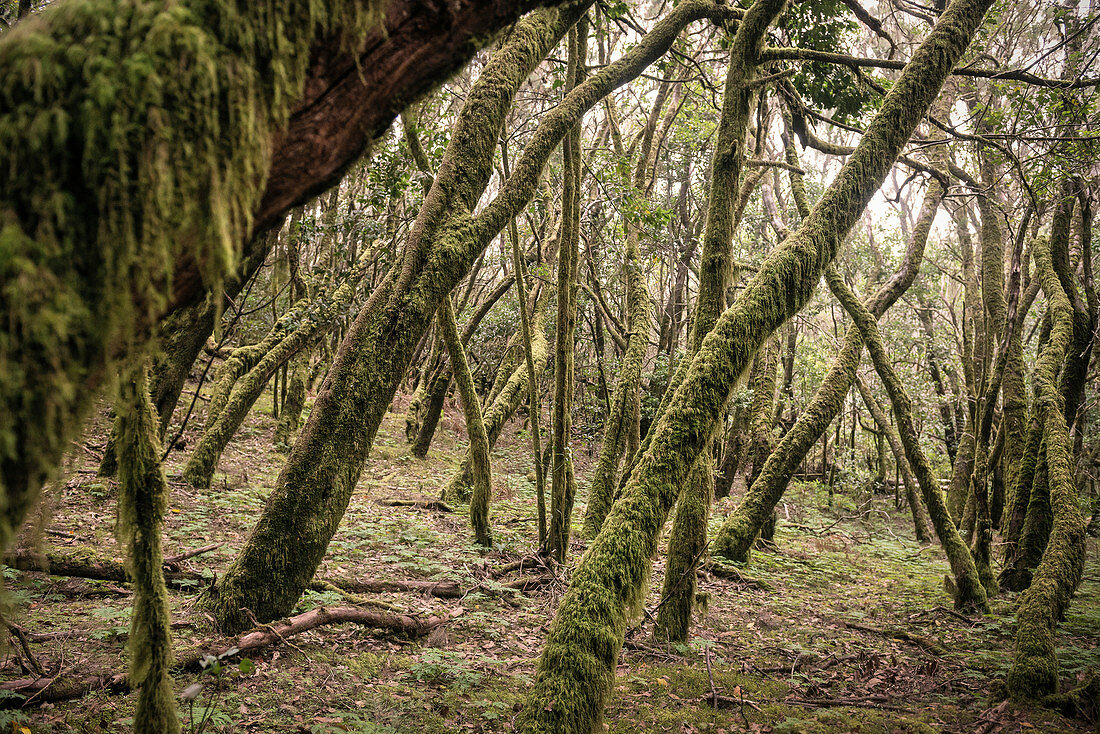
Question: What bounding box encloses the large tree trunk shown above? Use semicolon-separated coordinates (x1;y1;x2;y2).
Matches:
516;0;995;727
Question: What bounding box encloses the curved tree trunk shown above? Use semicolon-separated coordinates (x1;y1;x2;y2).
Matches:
516;1;995;727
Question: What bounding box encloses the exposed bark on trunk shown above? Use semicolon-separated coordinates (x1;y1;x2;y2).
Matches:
825;267;988;611
517;0;995;727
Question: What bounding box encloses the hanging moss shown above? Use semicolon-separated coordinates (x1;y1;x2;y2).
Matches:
1007;234;1087;700
115;362;179;734
0;0;384;553
517;0;996;728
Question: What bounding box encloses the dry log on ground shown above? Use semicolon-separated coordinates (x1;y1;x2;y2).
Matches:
1;606;447;706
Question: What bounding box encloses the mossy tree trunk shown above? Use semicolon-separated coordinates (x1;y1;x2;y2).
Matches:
1006;232;1087;700
654;0;787;643
825;266;988;611
546;18;587;563
200;0;744;633
516;0;995;727
439;296;493;546
115;362;179;734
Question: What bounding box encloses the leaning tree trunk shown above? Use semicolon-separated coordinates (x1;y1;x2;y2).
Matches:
711;94;947;563
516;0;996;728
439;296;493;546
826;267;987;611
855;375;932;543
654;0;786;643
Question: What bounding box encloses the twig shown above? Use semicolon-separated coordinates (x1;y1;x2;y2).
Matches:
163;543;223;567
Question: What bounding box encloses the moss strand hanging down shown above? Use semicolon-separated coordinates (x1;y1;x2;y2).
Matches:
115;363;179;734
825;267;988;611
0;0;384;553
1006;233;1087;700
516;0;995;727
439;296;493;546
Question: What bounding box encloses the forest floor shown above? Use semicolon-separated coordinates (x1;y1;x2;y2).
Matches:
4;388;1100;734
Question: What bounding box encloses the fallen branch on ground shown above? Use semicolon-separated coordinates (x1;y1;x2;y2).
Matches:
376;499;454;512
1;606;449;707
703;562;773;591
842;620;945;655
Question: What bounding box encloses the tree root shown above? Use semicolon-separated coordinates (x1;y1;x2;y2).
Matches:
0;606;448;707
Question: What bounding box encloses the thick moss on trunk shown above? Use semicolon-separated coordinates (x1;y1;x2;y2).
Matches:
826;267;987;611
856;375;931;543
1007;234;1087;700
517;0;994;726
183;251;371;489
115;364;179;734
439;297;493;546
0;0;383;552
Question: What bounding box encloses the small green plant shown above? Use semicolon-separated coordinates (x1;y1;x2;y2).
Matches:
407;650;485;694
180;647;256;734
89;605;131;639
